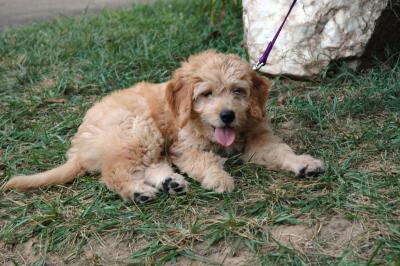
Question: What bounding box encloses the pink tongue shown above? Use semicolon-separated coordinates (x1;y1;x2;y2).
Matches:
214;127;236;147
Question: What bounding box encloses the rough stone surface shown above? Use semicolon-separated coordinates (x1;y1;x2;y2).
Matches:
243;0;388;77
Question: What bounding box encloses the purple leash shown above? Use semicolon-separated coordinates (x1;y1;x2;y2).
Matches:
253;0;298;71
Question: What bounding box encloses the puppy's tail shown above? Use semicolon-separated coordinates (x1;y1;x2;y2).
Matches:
2;157;85;191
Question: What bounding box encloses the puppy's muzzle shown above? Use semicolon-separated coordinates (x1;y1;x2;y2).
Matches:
220;110;235;124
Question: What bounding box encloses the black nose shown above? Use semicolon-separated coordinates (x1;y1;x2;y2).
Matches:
220;110;235;124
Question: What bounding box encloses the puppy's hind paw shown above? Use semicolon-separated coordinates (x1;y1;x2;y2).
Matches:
162;173;188;195
133;192;154;203
201;174;235;193
294;155;325;178
129;185;158;203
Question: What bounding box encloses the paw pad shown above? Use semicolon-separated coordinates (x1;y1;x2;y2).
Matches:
133;192;152;203
162;177;186;194
297;166;308;178
296;165;324;178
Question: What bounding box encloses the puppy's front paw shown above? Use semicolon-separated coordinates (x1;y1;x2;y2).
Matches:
201;174;234;193
294;155;325;178
162;173;188;195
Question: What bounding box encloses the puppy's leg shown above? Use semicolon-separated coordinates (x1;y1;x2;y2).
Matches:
172;149;234;192
101;158;158;203
144;162;188;195
99;115;165;203
242;128;324;177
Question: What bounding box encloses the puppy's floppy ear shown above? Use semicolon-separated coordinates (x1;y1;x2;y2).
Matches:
166;71;194;127
249;73;271;121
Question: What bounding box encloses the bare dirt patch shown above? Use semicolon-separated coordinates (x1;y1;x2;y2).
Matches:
271;224;316;249
0;238;66;266
167;241;258;266
169;215;364;265
271;215;364;258
0;234;147;265
72;235;147;265
318;215;364;257
0;215;366;265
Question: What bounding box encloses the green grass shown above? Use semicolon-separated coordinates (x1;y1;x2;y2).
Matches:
1;0;399;265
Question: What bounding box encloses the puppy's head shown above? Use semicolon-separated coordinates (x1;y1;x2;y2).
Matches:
166;50;270;147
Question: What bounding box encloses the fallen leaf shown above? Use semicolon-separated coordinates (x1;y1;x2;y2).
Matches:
278;92;286;107
45;98;67;103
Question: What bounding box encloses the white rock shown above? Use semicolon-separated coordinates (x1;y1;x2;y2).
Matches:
243;0;388;77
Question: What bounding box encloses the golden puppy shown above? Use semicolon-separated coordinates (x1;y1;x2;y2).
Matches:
3;50;324;203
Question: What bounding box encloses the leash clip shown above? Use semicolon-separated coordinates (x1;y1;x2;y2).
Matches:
253;61;266;71
252;0;297;73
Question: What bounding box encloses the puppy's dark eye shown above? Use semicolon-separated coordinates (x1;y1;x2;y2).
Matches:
232;88;244;95
202;91;213;97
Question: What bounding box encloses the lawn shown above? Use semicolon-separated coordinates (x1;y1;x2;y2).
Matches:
0;0;399;265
